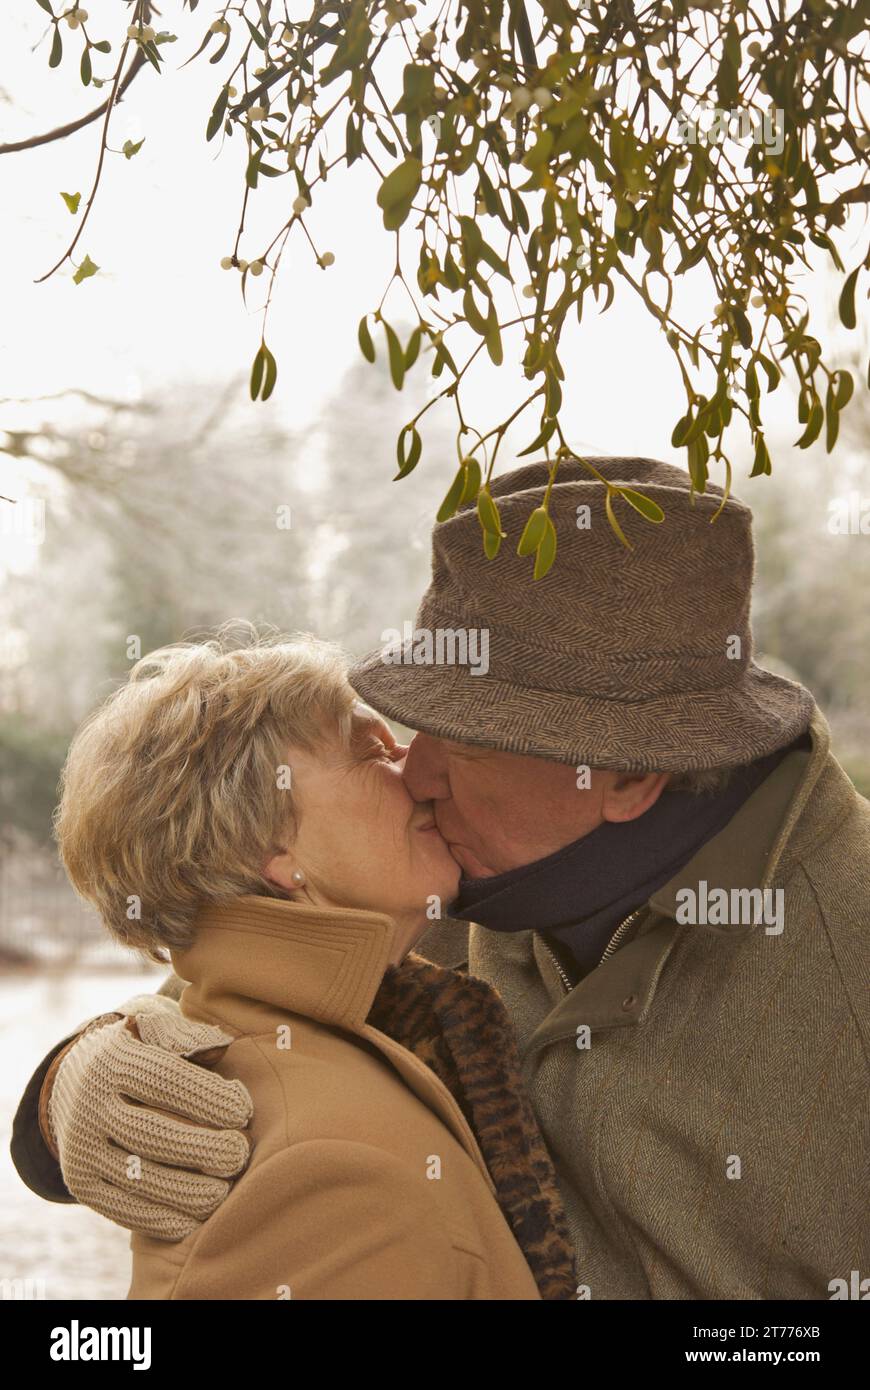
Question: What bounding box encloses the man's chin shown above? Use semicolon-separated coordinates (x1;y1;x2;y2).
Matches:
448;843;498;879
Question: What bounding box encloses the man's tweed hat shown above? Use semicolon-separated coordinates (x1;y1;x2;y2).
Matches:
349;457;814;771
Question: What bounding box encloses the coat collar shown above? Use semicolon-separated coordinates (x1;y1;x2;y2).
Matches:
524;704;833;1054
171;894;499;1197
171;895;400;1037
648;704;829;924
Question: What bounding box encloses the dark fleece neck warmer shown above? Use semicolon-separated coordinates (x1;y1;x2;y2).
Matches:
449;734;811;976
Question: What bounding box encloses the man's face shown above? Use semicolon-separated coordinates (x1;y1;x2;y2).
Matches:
401;732;607;878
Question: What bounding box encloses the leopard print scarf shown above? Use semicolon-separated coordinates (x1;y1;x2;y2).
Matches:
366;951;577;1300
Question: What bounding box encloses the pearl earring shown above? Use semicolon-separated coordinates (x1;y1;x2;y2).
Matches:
290;870;305;887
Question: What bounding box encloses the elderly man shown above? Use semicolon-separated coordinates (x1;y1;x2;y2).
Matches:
11;457;870;1299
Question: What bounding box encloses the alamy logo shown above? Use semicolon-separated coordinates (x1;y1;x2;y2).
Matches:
380;622;490;676
676;103;784;155
49;1321;151;1371
828;1270;870;1299
675;881;784;934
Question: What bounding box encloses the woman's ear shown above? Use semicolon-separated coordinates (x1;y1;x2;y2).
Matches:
600;771;671;824
263;851;302;893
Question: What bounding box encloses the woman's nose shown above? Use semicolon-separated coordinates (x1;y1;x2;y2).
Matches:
402;734;450;801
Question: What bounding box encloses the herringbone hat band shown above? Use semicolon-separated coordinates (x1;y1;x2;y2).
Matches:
349;457;816;771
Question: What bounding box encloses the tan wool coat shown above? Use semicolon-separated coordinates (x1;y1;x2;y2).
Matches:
127;897;544;1301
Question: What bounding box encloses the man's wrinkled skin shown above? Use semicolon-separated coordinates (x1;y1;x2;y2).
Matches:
400;730;671;879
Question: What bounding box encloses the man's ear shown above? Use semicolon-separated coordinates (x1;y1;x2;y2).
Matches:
600;771;671;824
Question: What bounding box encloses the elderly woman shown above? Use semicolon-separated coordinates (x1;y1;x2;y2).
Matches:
52;628;575;1300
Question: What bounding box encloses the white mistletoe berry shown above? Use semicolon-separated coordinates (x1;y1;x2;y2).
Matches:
249;261;265;277
320;251;335;267
509;86;532;112
292;193;309;214
532;87;554;110
420;30;437;52
220;256;234;270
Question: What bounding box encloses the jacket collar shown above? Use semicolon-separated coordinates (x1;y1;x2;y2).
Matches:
171;895;399;1037
648;705;829;925
172;894;500;1196
524;704;832;1053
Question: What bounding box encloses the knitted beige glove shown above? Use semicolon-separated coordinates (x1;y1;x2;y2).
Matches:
45;994;253;1241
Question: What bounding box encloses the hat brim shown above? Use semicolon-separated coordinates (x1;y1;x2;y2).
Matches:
348;650;815;773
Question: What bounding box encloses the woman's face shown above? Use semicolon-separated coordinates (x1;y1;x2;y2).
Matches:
265;702;460;960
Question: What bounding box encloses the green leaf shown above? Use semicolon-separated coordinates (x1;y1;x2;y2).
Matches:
320;0;370;83
261;345;277;401
207;87;230;142
35;0;54;12
484;305;503;366
750;434;771;477
517;506;549;557
357;316;375;363
122;138;145;160
436;466;466;522
618;488;665;524
687;433;709;491
394;425;422;479
250;346;265;400
80;46;92;85
545;368;562;416
93;39;111;54
394;61;436;116
404;325;422;370
825;399;840;454
376;158;422;231
605;490;632;550
244;15;267;49
49;25;62;68
533;516;557;579
833;370;854;411
794;401;823;449
838;267;859;330
462;285;488;336
72;254;99;285
459;457;481;505
59;191;81;215
517;417;557;457
757;353;781;393
483;530;502;559
383;321;405;390
477;488;505;538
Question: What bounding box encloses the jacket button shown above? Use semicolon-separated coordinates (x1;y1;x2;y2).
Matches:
622;994;637;1011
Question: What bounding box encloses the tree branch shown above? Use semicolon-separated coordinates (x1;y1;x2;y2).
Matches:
0;48;147;157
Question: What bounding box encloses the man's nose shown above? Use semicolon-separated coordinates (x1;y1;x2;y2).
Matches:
402;733;450;801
